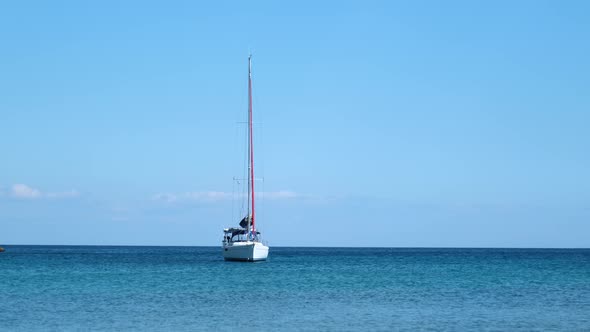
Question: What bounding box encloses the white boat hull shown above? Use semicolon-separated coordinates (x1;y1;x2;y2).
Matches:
223;241;269;262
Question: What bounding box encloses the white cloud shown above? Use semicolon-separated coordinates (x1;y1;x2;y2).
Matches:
152;190;300;203
12;184;42;199
185;191;233;202
152;193;178;203
259;190;299;199
152;191;233;203
9;184;79;199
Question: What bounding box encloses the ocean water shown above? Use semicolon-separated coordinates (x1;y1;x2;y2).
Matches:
1;246;589;331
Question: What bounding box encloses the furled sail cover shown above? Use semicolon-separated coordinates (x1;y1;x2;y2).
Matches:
230;228;260;238
239;215;252;228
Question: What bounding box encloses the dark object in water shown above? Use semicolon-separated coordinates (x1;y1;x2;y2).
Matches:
0;247;4;253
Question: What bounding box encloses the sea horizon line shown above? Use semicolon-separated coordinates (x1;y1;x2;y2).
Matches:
1;244;589;250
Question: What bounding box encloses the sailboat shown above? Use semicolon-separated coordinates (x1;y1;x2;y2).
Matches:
222;55;269;262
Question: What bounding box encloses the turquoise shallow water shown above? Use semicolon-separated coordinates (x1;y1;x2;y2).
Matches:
1;246;589;331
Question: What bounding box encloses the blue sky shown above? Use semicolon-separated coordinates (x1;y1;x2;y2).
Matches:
1;0;588;247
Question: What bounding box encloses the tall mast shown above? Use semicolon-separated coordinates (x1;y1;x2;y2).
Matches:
246;56;251;233
248;54;256;235
247;55;256;235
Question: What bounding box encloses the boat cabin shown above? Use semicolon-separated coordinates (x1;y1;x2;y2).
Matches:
223;228;261;243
